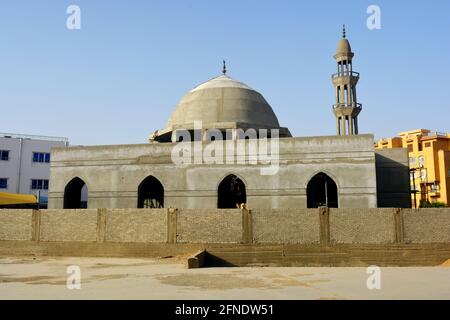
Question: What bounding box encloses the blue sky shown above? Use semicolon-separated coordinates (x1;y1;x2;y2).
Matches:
1;0;449;145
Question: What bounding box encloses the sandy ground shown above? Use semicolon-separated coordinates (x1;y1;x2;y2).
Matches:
1;256;450;300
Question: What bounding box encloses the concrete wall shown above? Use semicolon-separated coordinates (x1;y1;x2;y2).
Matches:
1;208;450;245
329;208;396;244
105;209;167;243
375;149;411;208
403;209;450;243
40;209;98;242
0;209;33;240
49;135;379;209
252;209;320;244
176;209;242;243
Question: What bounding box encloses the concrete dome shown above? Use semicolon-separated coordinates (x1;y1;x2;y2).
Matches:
166;75;280;128
150;73;291;142
336;38;352;55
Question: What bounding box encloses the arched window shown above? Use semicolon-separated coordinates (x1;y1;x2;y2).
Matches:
306;173;338;208
137;176;164;208
218;174;246;209
64;177;88;209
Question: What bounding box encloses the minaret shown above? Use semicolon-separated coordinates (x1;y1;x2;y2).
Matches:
332;25;362;136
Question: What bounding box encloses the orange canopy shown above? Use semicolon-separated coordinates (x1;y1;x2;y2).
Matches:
0;192;37;206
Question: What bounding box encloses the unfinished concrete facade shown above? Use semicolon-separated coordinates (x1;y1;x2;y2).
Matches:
49;134;406;209
48;30;411;210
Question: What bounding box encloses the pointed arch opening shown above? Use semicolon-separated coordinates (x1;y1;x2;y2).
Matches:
137;176;164;208
64;177;88;209
218;174;247;209
307;173;338;208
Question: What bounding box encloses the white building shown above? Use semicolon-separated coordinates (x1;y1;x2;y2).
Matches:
0;133;68;207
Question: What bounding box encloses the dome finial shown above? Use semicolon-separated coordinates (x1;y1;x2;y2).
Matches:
342;24;346;38
222;60;227;75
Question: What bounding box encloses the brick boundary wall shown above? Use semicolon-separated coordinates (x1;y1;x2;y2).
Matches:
0;208;449;245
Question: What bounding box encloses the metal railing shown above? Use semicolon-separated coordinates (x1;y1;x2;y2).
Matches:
0;132;69;143
423;131;448;138
331;71;360;79
332;103;362;109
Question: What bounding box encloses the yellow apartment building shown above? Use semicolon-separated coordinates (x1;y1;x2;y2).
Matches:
375;129;450;208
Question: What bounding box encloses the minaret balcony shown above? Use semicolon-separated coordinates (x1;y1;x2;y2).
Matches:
333;102;362;109
332;103;362;116
332;71;360;79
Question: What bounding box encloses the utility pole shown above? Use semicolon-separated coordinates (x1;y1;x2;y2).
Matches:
410;168;418;209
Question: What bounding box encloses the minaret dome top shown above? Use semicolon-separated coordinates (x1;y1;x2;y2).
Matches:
335;25;354;60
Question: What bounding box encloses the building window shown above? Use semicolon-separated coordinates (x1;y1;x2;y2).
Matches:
418;155;425;167
0;178;7;189
407;144;413;152
409;157;417;166
32;152;50;163
31;179;49;190
425;142;431;148
431;183;440;193
420;169;427;180
0;150;9;161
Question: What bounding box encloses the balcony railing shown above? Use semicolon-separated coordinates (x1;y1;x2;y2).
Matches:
0;132;69;143
423;131;448;138
331;71;360;80
333;103;362;109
